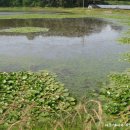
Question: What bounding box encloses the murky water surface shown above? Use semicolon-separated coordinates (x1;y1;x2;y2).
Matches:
0;17;129;96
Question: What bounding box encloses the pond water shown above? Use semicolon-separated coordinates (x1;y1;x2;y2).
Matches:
0;17;130;96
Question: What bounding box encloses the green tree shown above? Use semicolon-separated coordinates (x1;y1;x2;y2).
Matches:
11;0;22;6
0;0;10;6
22;0;32;6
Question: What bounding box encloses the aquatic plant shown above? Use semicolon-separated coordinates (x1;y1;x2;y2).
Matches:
0;71;75;129
122;52;130;62
100;70;130;123
118;37;130;44
0;27;49;34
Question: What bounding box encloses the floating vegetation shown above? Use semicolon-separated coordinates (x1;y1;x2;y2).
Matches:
118;37;130;44
100;70;130;122
0;71;76;127
123;52;130;62
0;27;49;34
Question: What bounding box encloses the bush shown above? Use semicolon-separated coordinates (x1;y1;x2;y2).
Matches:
0;71;75;127
100;70;130;122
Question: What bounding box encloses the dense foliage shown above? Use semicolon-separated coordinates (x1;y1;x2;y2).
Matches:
101;70;130;122
0;71;75;127
0;0;129;7
0;0;102;7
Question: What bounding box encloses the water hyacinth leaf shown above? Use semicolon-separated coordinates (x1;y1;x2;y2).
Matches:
100;70;130;122
0;71;76;125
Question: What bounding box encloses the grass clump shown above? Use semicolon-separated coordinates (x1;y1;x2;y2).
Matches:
32;99;104;130
0;27;49;34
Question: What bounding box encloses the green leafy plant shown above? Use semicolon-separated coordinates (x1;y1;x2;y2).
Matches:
0;71;75;128
118;37;130;44
123;52;130;62
100;70;130;123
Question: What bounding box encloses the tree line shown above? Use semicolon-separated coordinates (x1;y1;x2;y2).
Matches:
0;0;102;7
0;0;129;7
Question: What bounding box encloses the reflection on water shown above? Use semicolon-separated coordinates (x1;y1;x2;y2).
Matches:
0;18;121;38
0;18;129;96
